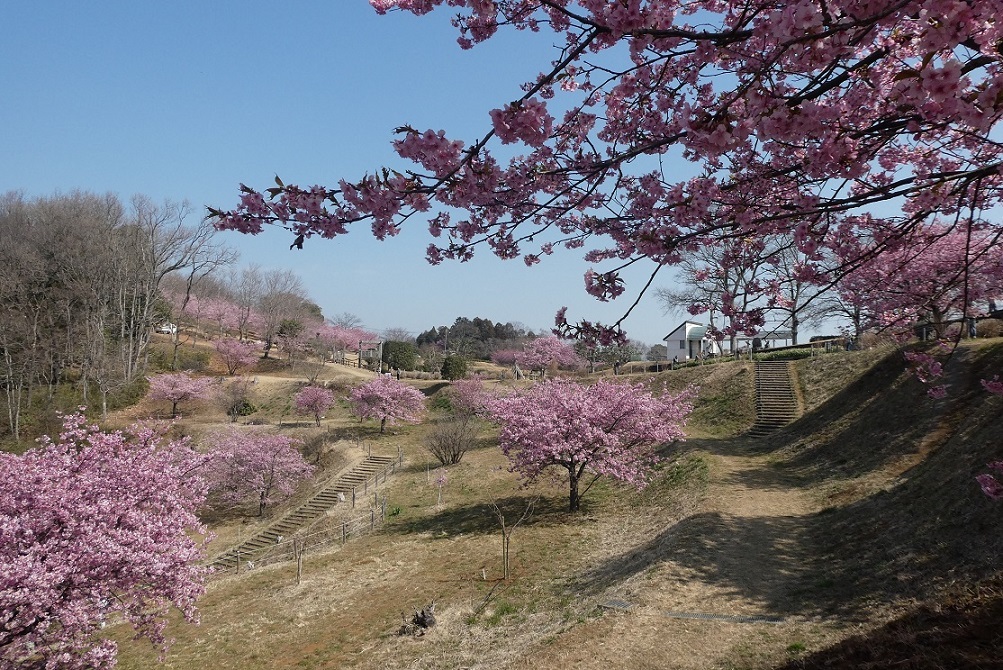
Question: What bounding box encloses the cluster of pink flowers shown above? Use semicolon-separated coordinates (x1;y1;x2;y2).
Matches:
212;0;1003;376
349;376;427;433
482;378;696;511
0;413;211;669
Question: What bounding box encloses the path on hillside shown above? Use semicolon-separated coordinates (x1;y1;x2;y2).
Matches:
644;439;816;617
533;439;822;670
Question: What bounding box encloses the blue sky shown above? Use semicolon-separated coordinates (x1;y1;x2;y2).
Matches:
2;1;705;347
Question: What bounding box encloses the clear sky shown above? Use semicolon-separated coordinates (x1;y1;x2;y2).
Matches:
2;1;714;347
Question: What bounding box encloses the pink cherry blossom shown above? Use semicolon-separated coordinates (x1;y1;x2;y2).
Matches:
0;413;211;669
146;372;218;418
209;0;1003;385
294;385;336;426
349;376;426;433
484;378;696;511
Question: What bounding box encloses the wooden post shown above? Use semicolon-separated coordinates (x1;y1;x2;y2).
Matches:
235;550;240;575
342;522;347;544
295;539;303;585
381;498;386;521
371;508;375;530
352;486;356;508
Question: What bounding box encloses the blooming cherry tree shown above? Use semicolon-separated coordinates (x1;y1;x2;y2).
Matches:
485;378;696;511
0;413;211;670
212;0;1003;357
203;428;314;516
836;225;1003;339
294;385;336;426
214;337;260;375
349;376;426;433
147;372;218;418
515;336;582;379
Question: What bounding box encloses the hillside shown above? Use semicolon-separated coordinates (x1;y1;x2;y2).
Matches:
111;342;1003;669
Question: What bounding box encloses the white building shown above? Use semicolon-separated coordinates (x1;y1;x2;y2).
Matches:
662;321;723;360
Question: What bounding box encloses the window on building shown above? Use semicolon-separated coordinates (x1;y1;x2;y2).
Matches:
680;340;685;349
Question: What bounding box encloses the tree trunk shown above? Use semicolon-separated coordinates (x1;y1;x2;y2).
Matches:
568;466;581;512
380;417;387;433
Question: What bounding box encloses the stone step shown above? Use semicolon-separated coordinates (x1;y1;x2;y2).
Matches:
749;361;800;438
209;454;399;570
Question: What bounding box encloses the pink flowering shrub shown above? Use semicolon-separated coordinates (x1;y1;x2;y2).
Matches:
515;336;583;379
214;337;260;375
484;378;696;511
0;413;211;669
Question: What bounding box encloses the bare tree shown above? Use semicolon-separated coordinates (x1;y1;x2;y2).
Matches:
330;312;364;329
492;496;538;580
381;327;415;343
256;269;310;359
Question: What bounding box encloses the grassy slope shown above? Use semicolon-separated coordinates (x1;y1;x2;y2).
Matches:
111;343;1003;669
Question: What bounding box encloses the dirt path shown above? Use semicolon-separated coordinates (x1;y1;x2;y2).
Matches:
645;441;816;617
529;439;825;670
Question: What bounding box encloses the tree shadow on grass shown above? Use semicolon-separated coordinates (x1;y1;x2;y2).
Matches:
420;382;449;397
571;510;829;618
386;495;570;537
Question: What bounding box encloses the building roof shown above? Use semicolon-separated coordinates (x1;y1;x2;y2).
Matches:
737;329;794;342
663;321;712;341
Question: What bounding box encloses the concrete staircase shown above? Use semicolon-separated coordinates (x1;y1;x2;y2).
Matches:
209;454;397;572
749;360;799;437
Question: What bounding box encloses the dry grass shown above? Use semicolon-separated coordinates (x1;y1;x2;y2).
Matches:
108;339;1003;669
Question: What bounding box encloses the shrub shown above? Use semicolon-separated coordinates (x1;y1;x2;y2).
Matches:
977;319;1003;338
425;417;477;466
441;355;468;380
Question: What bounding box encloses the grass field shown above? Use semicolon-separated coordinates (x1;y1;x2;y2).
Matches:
109;340;1003;669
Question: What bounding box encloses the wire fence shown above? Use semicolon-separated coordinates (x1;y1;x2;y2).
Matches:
218;502;391;575
210;448;402;577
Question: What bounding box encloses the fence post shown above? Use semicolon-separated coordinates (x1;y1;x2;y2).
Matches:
381;498;386;521
398;446;403;466
364;479;368;494
235;550;240;575
352;486;356;508
342;521;347;544
295;539;303;585
371;508;375;530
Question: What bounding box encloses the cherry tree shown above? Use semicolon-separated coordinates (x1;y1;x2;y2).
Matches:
294;385;336;426
0;413;211;669
484;378;696;511
201;295;244;338
516;335;582;379
146;372;218;418
835;224;1003;339
349;376;426;433
203;428;314;516
447;377;488;417
490;348;523;378
212;0;1003;357
214;337;260;375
